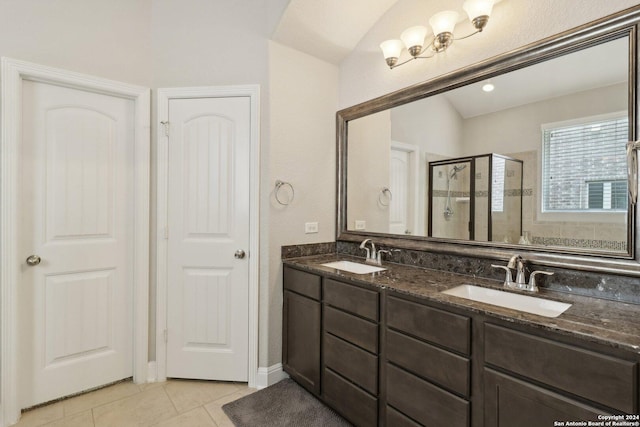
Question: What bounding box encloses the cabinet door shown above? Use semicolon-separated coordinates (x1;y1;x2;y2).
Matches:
484;368;610;427
283;290;321;394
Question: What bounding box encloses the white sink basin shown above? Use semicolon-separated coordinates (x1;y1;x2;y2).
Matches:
441;284;572;318
321;261;386;274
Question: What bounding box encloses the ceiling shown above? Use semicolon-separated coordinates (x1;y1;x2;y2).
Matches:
271;0;399;64
443;37;628;118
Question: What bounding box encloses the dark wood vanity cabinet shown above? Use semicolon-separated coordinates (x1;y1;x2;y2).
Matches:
484;323;637;425
322;278;380;427
282;266;322;395
282;264;640;426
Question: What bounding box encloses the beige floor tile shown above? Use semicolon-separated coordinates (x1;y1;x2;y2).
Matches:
163;380;242;414
63;381;140;417
13;403;64;427
152;407;216;427
137;381;166;392
92;387;177;427
203;388;255;427
44;411;94;427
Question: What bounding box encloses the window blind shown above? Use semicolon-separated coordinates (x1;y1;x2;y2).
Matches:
542;116;628;212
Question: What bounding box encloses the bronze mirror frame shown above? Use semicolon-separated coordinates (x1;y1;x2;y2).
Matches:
336;6;640;276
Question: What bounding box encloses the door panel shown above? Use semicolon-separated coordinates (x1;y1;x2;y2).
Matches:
166;97;250;381
389;149;409;234
19;81;135;407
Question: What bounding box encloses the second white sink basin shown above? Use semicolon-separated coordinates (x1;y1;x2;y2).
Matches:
321;261;386;274
441;284;572;318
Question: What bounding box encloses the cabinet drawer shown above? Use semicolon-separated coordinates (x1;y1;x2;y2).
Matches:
323;368;377;427
387;329;470;397
386;295;470;355
324;278;378;321
387;363;469;427
386;406;421;427
283;266;321;300
485;323;637;413
324;305;378;354
324;333;378;395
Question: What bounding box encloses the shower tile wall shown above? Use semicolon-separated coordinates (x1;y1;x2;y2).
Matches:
512;150;627;251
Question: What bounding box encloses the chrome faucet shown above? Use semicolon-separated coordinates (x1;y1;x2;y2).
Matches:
493;254;554;293
507;254;527;287
359;239;377;264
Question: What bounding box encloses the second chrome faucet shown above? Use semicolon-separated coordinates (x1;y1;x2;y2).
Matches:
492;255;553;293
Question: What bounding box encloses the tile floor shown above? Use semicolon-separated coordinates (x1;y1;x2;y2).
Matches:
13;379;254;427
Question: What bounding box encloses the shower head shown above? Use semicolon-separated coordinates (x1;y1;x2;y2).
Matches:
449;164;467;178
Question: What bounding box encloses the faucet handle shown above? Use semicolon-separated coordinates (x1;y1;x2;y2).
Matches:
528;270;554;292
491;264;515;288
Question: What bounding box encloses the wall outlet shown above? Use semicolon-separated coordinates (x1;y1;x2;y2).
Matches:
355;220;366;230
305;222;319;234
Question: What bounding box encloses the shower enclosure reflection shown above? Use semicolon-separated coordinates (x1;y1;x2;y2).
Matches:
428;154;523;242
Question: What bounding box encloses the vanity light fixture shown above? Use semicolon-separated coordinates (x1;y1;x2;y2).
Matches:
380;0;495;69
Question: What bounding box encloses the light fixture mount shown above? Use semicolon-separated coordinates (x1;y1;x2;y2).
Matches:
380;0;495;69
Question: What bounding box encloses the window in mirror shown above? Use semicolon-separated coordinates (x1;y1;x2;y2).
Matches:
541;113;628;212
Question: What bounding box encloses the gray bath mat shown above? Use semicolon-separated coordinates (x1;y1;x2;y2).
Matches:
222;378;352;426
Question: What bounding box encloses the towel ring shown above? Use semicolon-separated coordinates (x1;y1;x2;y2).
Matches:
379;187;392;206
275;180;295;205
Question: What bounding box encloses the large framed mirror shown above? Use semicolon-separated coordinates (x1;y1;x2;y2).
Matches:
337;7;639;268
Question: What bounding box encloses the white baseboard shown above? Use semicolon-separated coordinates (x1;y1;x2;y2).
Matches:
146;361;157;383
255;363;289;389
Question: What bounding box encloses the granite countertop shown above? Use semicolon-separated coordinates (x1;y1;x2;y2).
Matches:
283;253;640;354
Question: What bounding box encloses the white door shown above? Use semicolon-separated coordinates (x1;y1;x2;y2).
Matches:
389;149;409;234
18;80;135;407
166;97;250;381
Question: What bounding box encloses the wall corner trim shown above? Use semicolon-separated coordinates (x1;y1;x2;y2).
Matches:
255;364;288;389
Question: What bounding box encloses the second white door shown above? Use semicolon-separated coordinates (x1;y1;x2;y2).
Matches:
166;97;250;381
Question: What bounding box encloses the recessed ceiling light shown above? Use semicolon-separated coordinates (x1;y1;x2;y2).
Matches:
482;82;495;92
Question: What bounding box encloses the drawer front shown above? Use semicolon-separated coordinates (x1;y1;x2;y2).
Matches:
324;333;378;395
386;363;469;427
323;368;378;427
324;278;378;321
386;406;421;427
387;329;470;397
485;323;637;413
324;305;378;354
283;266;321;300
386;295;470;355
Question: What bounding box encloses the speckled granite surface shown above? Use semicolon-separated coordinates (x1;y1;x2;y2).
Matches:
337;241;640;305
283;253;640;354
281;242;336;259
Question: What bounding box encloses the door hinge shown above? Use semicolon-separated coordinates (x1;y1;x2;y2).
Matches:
163;329;168;343
160;121;169;137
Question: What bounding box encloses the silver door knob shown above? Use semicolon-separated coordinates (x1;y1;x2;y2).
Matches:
26;255;41;266
234;250;246;259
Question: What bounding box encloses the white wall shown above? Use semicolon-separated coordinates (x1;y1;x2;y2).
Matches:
268;41;339;365
0;0;337;372
0;0;152;85
347;110;392;232
339;0;640;109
